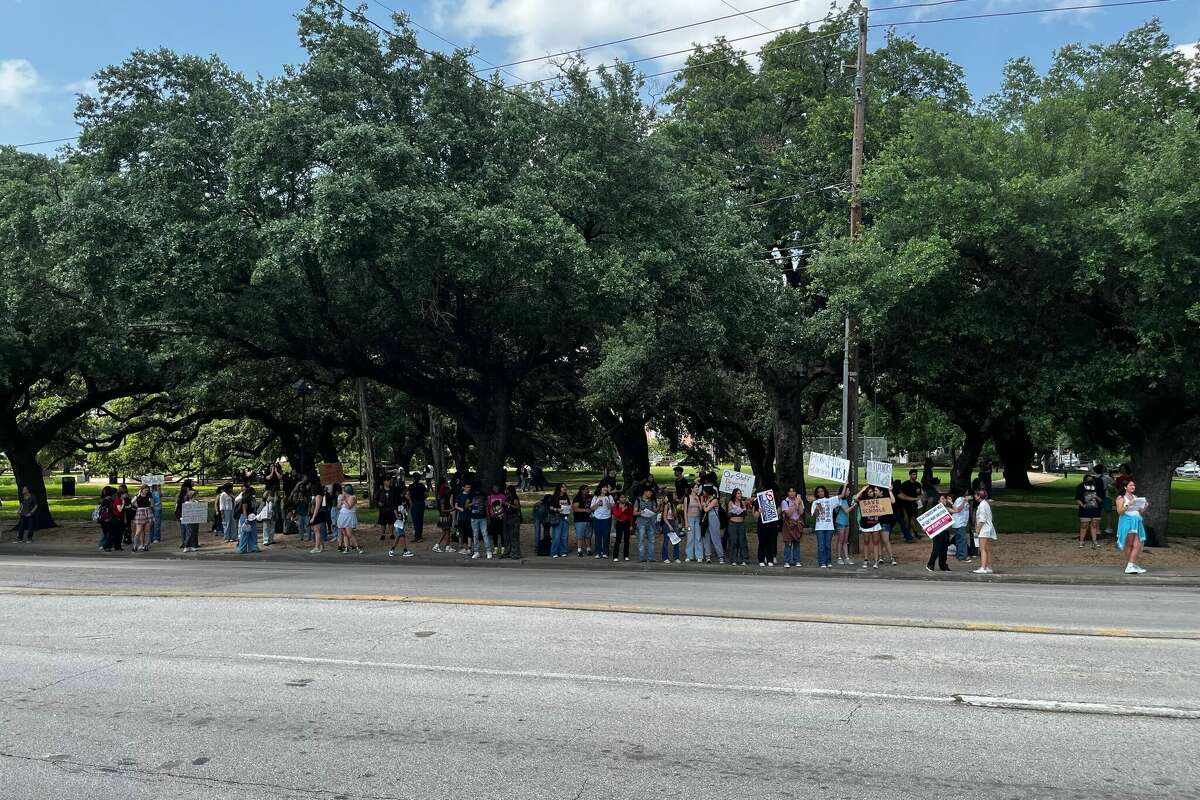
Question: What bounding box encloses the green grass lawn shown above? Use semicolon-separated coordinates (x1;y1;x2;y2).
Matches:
4;468;1199;536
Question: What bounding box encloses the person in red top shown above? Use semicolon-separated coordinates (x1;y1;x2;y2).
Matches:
611;492;634;562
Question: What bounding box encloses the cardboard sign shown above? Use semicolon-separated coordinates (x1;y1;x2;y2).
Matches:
866;460;892;490
181;501;208;525
858;497;893;517
917;504;955;538
719;469;756;498
808;453;851;483
756;490;779;524
141;475;165;487
318;462;345;486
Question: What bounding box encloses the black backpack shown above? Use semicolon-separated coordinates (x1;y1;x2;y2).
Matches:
536;524;552;556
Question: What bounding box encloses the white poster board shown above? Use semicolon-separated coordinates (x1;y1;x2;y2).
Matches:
808;453;851;483
719;469;755;498
866;460;893;489
181;501;208;525
756;490;779;524
141;474;165;487
917;504;954;538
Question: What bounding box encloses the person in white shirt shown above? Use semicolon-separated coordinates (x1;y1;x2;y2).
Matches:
972;487;996;575
589;485;614;559
217;484;236;543
950;493;972;562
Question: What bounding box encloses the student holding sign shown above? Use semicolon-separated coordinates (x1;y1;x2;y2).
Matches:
1115;476;1148;575
926;491;955;572
851;486;885;569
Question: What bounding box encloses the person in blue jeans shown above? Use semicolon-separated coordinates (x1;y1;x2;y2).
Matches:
150;485;163;544
950;493;972;561
659;492;681;563
684;484;705;562
634;488;657;563
590;486;614;559
549;484;571;558
236;487;259;554
469;488;492;559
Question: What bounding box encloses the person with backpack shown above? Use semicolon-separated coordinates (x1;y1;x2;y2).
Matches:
486;484;506;557
97;485;122;552
533;494;552;556
470;484;493;559
503;485;523;559
635;486;658;563
453;481;473;554
589;484;614;559
1076;468;1105;549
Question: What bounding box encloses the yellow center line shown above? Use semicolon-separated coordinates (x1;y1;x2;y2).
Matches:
0;585;1196;640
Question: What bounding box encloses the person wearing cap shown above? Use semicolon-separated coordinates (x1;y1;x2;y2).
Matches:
926;491;955;572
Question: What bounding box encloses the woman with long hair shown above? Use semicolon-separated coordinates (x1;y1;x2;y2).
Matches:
684;484;704;563
611;491;634;562
835;486;853;565
852;485;884;569
703;487;725;565
660;491;681;564
132;485;154;552
725;489;750;566
236;485;259;554
338;484;363;554
550;483;571;558
589;484;614;559
175;479;200;552
1115;476;1148;575
572;485;594;557
503;484;523;559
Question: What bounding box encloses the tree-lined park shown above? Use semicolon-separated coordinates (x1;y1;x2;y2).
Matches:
2;1;1198;542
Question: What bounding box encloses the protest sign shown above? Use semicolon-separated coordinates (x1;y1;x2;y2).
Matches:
719;469;755;497
667;528;681;546
181;501;208;525
756;490;779;524
140;475;165;487
808;452;851;483
858;497;893;517
917;504;955;538
318;462;345;486
866;460;892;489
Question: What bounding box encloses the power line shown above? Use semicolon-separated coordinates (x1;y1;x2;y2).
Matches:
492;0;975;71
368;0;527;83
10;136;78;149
718;0;775;34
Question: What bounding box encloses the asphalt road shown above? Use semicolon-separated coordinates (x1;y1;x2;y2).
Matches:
1;556;1198;799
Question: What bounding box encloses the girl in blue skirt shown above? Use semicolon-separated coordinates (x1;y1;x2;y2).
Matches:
1115;477;1148;575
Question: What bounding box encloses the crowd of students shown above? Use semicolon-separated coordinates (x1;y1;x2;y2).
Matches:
77;459;1153;575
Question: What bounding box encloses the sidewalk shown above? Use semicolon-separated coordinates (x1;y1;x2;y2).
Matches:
4;523;1200;587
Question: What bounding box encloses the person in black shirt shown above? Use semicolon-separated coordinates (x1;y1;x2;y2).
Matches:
409;477;428;542
897;470;922;542
673;467;691;506
377;477;397;541
1076;471;1104;549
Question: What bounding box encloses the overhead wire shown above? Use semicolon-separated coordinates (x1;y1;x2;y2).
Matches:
368;0;527;83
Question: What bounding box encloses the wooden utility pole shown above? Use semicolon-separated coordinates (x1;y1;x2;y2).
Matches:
844;2;867;537
356;378;376;505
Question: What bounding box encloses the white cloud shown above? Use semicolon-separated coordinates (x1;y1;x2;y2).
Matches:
0;58;40;112
1177;42;1198;61
63;78;99;96
434;0;833;83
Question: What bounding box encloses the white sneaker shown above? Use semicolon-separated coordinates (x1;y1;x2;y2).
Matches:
663;559;670;563
486;552;492;559
472;552;480;560
388;549;395;557
1125;563;1139;574
973;567;988;574
402;550;414;558
674;559;682;564
984;567;994;574
1133;564;1146;574
784;563;791;569
432;544;442;552
459;548;470;554
836;558;845;565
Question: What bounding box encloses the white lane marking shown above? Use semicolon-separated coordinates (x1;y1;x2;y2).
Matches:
240;653;1200;720
954;695;1200;720
238;653;949;704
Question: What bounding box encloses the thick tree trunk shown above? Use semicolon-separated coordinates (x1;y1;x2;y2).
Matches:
1129;429;1178;547
994;416;1034;491
742;433;776;494
316;419;339;465
773;395;807;502
4;441;56;529
606;414;650;492
463;381;513;491
450;424;472;480
951;429;987;497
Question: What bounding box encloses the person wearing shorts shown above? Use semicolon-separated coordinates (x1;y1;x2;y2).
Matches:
972;488;996;575
1076;470;1104;549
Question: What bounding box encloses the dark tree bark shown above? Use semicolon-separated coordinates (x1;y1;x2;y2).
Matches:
993;416;1034;490
772;395;806;501
460;379;513;490
743;432;777;494
951;427;988;497
595;409;650;491
1127;419;1195;547
3;438;55;529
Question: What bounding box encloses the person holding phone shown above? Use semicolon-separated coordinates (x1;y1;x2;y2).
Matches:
590;484;614;559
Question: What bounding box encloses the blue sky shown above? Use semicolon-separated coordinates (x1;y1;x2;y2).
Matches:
2;0;1197;154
